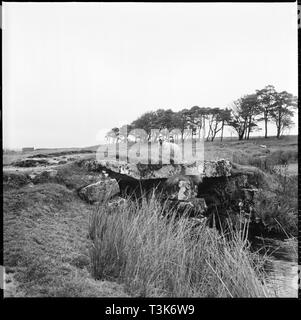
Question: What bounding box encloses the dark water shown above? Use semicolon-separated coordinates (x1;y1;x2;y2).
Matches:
252;237;298;298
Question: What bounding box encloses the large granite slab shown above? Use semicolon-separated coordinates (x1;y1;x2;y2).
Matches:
78;158;232;180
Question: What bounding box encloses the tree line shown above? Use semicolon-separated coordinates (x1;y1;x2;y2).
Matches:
106;85;297;143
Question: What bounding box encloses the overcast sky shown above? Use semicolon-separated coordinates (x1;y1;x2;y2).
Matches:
2;2;298;149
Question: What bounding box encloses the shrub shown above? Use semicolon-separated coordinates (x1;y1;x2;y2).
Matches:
254;172;297;236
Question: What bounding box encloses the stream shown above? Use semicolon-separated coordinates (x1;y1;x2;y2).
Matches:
253;237;298;298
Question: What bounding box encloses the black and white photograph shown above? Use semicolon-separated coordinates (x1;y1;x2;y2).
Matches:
1;2;299;300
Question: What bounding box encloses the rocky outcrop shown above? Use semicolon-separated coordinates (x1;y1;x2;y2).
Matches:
11;156;72;168
78;178;120;204
12;158;49;167
12;157;66;168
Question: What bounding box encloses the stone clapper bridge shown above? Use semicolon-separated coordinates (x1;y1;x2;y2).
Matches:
77;157;261;226
4;150;270;228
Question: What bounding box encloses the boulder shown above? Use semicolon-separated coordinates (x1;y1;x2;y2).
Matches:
78;178;120;203
164;175;197;200
203;159;232;178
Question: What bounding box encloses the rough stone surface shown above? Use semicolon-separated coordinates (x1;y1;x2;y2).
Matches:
163;175;197;201
77;159;232;180
78;178;120;203
203;160;232;178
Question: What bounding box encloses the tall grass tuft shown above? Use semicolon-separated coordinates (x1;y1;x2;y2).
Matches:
89;195;274;297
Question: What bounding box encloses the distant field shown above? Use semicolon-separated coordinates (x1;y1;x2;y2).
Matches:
85;135;299;166
3;135;298;167
204;135;298;161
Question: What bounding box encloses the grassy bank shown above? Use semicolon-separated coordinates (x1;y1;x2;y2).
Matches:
3;182;128;297
89;195;274;297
